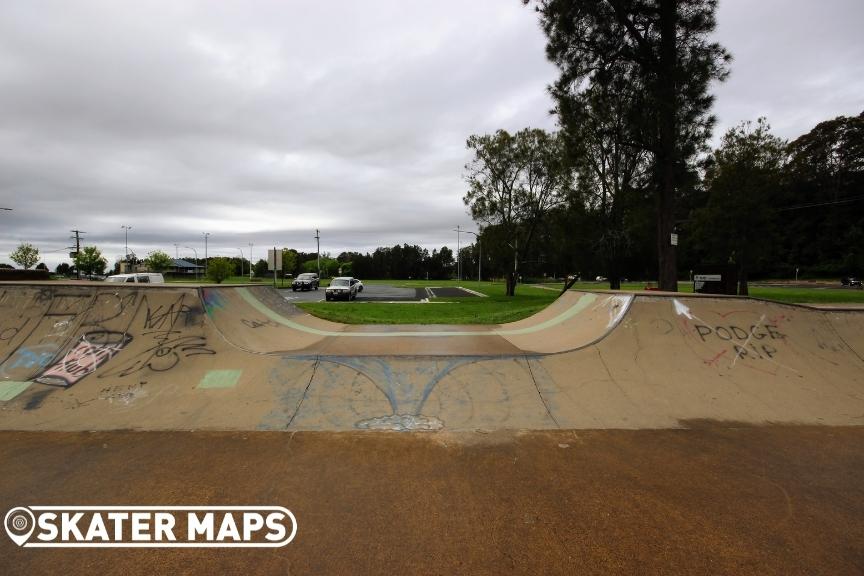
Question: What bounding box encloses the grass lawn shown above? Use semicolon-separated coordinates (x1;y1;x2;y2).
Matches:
548;281;864;304
296;278;864;325
297;280;557;324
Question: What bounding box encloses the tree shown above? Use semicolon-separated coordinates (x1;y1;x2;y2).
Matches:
282;249;298;277
533;0;731;290
56;263;72;276
74;246;108;276
781;112;864;276
554;69;650;289
253;258;269;278
691;118;786;295
206;257;234;284
36;262;48;271
10;243;39;269
464;128;571;295
144;250;173;273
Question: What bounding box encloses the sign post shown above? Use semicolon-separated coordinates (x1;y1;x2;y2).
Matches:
267;248;283;288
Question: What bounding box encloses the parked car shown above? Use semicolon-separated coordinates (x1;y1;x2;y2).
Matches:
354;279;363;292
291;273;319;291
105;273;165;284
841;276;862;288
325;277;359;301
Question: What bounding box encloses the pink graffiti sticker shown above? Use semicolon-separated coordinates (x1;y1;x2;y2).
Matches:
35;331;132;387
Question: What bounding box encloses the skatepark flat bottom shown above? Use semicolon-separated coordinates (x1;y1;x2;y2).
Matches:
1;424;863;576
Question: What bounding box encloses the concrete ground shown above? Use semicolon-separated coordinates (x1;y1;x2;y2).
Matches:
1;425;863;575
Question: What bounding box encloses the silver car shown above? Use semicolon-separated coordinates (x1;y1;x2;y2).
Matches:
325;277;359;301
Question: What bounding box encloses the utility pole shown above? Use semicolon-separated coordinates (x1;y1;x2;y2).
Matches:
453;225;463;281
121;225;132;272
248;242;254;280
203;232;210;276
314;229;320;277
174;243;179;259
70;229;85;279
464;230;481;282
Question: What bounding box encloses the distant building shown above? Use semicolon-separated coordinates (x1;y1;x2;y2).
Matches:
171;258;204;277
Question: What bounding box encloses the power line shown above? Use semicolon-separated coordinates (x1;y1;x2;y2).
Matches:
70;230;85;280
777;194;864;212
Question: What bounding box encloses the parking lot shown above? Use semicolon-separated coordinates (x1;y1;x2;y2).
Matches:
280;283;425;303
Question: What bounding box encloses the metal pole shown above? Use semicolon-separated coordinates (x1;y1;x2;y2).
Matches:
314;229;320;278
238;248;245;279
203;232;210;276
121;225;132;272
273;246;277;288
185;246;198;280
249;242;254;280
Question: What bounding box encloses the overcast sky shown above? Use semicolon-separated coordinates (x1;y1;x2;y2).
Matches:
1;0;862;269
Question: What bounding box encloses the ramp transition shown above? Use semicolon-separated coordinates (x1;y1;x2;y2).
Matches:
0;283;862;431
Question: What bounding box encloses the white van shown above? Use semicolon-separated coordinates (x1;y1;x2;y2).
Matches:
105;273;165;284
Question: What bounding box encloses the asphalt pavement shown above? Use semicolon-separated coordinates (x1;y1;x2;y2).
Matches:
280;283;423;303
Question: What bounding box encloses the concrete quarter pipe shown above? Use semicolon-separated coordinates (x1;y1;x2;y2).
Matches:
2;283;864;575
0;283;861;432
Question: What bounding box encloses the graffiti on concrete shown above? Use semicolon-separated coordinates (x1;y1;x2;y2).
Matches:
0;345;57;377
241;318;279;329
35;331;133;387
99;296;214;378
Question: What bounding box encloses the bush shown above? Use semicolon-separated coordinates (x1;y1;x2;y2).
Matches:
206;257;234;284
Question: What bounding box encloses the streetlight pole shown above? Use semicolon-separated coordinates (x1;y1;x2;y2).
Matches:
203;232;210;277
464;230;481;282
238;248;245;279
314;229;321;277
121;225;132;272
248;242;254;280
185;246;198;280
452;226;463;281
173;243;179;259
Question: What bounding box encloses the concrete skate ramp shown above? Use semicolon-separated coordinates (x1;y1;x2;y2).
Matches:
0;283;863;432
203;285;631;355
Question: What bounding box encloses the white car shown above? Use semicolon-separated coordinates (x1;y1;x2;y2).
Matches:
105;273;165;284
325;277;359;301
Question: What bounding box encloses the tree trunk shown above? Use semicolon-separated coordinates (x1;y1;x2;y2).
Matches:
507;272;517;297
656;0;678;292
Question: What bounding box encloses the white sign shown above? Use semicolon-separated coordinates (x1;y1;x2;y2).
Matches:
694;274;722;282
4;505;297;548
267;249;282;271
670;233;678;246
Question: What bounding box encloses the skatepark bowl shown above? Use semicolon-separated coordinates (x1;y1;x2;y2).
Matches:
1;282;863;574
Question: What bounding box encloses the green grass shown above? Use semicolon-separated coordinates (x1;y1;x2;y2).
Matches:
297;280;557;324
546;281;864;304
296;278;864;325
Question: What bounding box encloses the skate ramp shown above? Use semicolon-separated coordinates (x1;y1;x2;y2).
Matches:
0;283;862;432
203;285;631;355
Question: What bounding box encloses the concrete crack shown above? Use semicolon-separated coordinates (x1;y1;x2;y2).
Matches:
286;357;319;429
526;357;561;429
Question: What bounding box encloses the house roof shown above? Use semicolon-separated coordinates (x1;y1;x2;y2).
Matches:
173;259;203;269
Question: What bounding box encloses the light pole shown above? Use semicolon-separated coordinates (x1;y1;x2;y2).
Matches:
248;242;254;280
452;225;463;281
184;246;199;280
238;248;245;279
464;230;481;282
173;243;179;259
203;232;210;276
121;225;132;272
314;229;321;277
